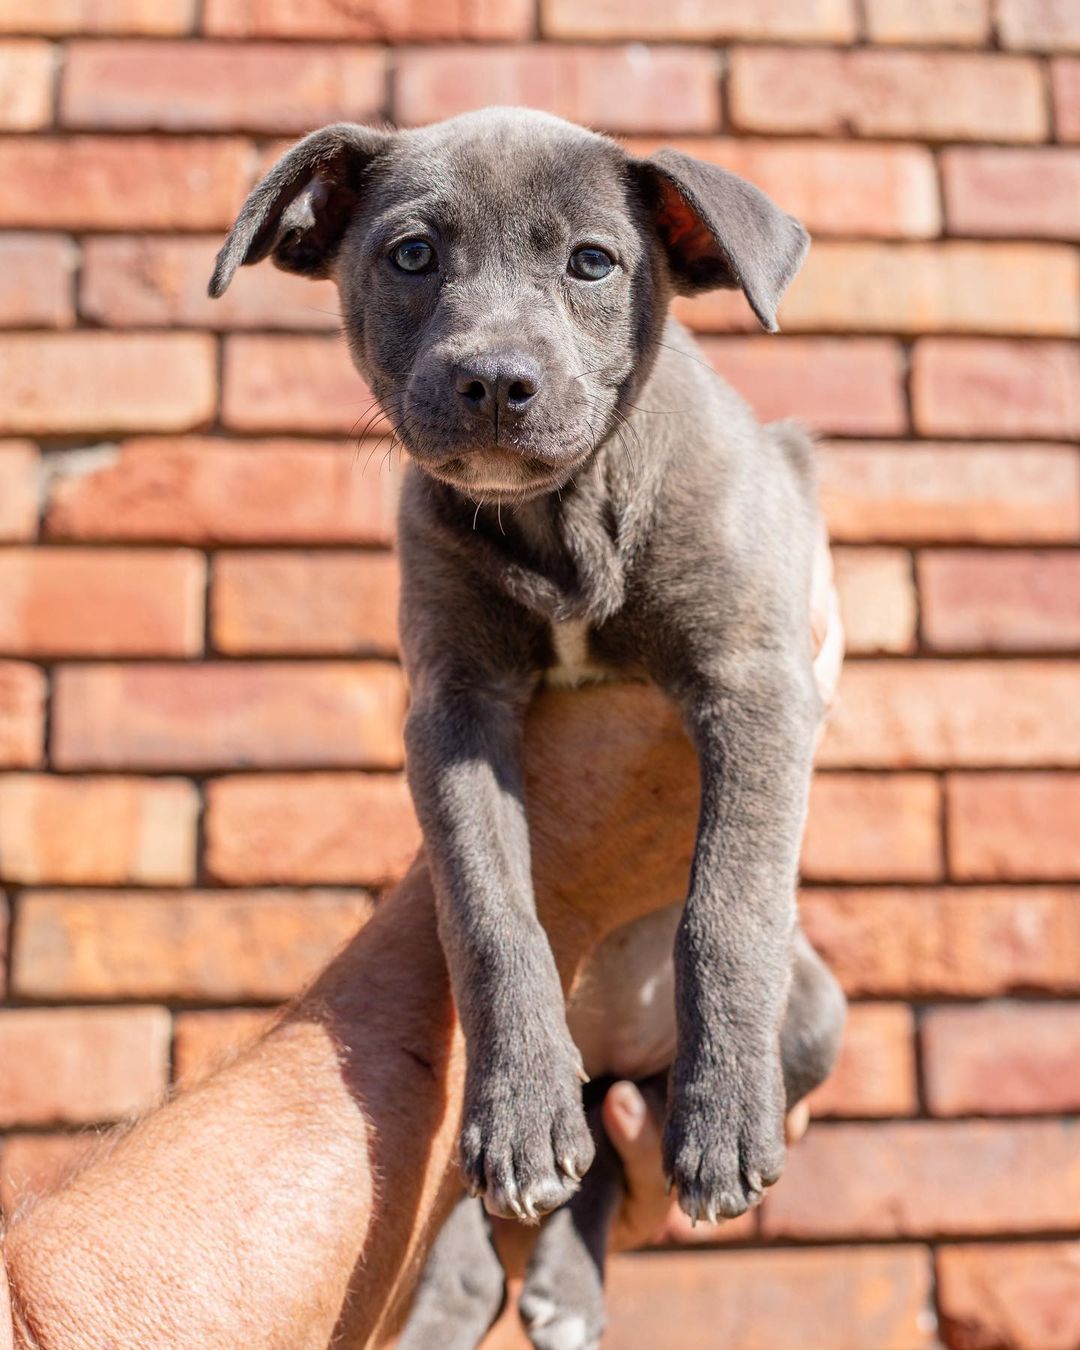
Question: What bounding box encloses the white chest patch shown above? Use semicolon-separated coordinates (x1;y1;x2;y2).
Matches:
546;618;615;689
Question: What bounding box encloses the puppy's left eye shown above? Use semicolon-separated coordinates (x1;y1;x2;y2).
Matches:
568;247;615;281
392;239;436;273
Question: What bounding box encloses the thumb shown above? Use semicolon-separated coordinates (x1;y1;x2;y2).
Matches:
602;1081;663;1190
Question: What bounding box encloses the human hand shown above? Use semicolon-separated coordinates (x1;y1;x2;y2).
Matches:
491;1079;812;1276
604;1082;811;1250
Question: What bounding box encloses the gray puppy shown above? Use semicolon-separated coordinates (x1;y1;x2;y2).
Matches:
211;107;845;1348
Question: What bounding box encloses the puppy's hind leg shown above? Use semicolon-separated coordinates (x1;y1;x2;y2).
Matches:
397;1192;506;1350
519;1078;662;1350
781;927;846;1109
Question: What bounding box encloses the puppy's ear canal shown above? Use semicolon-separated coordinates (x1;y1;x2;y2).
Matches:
208;122;390;298
638;149;809;332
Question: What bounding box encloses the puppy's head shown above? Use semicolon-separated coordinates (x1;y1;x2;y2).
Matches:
211;108;807;502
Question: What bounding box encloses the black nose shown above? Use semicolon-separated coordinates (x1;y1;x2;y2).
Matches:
453;353;542;419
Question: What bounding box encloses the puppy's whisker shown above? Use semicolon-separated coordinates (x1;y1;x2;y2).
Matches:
575;391;641;479
656;339;724;383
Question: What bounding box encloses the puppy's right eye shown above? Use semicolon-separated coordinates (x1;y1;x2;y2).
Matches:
392;239;436;273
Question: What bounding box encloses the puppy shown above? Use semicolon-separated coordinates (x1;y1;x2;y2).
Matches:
211;108;846;1348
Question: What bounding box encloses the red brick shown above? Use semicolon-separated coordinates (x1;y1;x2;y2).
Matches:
919;550;1080;651
923;1003;1080;1116
682;241;1078;334
0;774;197;885
729;48;1047;141
0;137;250;230
761;1120;1080;1239
541;0;856;41
0;41;54;130
596;1247;935;1350
0;441;39;540
222;336;381;435
0;1007;170;1127
1053;58;1080;139
0;548;204;657
1;1135;96;1217
80;235;339;330
833;547;915;655
819;660;1080;769
801;774;942;883
205;773;419;886
937;1242;1080;1350
807;1003;917;1118
0;235;75;327
771;242;1079;336
0;333;216;435
631;138;940;240
45;437;399;546
948;772;1080;880
701;338;906;436
801;887;1080;998
212;551;400;655
53;662;406;770
998;0;1080;50
62;41;385;134
0;0;194;33
819;442;1080;545
913;340;1080;439
13;890;372;1002
0;663;45;768
394;47;720;134
864;0;990;44
203;0;532;40
942;147;1080;240
173;1009;273;1083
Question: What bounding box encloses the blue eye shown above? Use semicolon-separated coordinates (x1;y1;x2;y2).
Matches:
392;239;435;273
569;246;615;281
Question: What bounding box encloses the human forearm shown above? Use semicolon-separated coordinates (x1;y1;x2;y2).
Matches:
2;864;463;1350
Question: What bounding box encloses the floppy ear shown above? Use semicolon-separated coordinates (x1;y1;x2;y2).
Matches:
208;122;391;298
636;148;809;332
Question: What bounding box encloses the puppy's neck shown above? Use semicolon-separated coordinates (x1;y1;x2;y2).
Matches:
428;423;661;626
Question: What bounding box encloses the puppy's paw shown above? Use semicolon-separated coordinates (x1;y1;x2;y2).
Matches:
459;1038;594;1223
520;1207;605;1350
519;1294;602;1350
663;1055;786;1223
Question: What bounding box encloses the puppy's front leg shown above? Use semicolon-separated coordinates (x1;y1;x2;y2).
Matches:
662;655;819;1222
405;681;595;1222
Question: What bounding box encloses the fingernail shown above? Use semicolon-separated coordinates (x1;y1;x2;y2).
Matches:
610;1082;645;1135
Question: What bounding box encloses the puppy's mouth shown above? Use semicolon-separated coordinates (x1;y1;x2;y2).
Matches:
418;447;589;501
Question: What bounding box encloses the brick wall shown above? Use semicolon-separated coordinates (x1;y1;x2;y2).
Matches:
1;2;1078;1347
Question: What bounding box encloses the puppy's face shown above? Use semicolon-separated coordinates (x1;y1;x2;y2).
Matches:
211;109;808;502
335;113;652;502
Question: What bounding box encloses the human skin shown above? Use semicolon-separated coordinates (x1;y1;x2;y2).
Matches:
1;683;719;1350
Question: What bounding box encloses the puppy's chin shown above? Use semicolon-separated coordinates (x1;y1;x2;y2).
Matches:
417;447;582;502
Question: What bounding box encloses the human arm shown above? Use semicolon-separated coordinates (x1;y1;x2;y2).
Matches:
0;684;701;1350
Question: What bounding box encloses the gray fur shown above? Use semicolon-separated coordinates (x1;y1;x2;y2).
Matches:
212;107;842;1347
